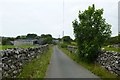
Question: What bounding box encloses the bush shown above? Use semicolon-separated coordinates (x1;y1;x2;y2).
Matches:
72;4;111;62
60;43;68;48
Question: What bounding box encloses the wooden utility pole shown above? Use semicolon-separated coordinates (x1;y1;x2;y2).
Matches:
62;0;64;43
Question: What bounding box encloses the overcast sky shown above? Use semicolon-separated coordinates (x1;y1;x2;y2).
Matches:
0;0;119;39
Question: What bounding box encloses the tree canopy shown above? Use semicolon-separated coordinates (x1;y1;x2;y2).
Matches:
72;4;111;62
16;34;38;39
26;34;37;39
62;36;72;43
41;34;53;44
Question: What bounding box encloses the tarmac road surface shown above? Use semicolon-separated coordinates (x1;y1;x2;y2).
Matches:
45;46;99;78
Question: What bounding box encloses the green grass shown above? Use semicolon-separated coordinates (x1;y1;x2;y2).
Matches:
102;46;120;52
0;45;15;50
17;45;53;78
0;45;39;50
70;42;77;46
59;47;119;79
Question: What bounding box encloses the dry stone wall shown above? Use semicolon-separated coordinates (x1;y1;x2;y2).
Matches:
97;50;120;76
0;44;49;78
67;46;120;76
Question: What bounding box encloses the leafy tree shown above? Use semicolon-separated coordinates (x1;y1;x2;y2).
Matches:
118;32;120;44
58;38;62;41
107;36;119;45
62;36;72;43
72;4;111;62
16;35;26;39
26;33;37;39
41;34;53;44
2;38;7;45
119;32;120;47
41;34;52;38
16;36;20;39
35;36;41;39
2;37;15;45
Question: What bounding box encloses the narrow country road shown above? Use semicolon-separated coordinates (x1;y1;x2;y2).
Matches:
45;46;99;78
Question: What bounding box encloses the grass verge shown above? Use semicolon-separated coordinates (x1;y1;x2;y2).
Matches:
0;45;39;50
102;46;120;52
59;47;119;79
17;45;53;78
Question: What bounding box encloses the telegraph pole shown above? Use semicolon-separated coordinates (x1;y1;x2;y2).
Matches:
118;1;120;34
59;35;60;38
62;0;64;43
62;31;64;38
